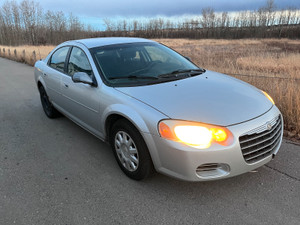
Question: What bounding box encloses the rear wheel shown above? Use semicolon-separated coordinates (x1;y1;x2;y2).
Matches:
38;85;60;118
110;119;154;180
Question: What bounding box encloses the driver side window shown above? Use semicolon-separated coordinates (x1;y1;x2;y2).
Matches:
68;47;93;77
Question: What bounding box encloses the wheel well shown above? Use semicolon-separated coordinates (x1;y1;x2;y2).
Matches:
37;81;43;89
105;114;138;141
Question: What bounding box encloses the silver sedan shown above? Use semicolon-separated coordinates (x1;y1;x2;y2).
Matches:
34;37;283;181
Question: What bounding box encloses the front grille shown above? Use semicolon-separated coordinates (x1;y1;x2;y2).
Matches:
239;116;282;164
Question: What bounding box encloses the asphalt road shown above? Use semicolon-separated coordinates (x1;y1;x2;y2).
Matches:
0;57;300;225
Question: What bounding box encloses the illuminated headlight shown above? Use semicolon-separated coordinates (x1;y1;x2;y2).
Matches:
158;120;233;149
262;91;275;105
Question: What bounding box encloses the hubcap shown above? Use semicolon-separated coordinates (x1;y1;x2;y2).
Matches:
115;131;139;172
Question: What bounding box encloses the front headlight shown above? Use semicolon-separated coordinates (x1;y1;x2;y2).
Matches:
158;120;233;149
262;91;275;105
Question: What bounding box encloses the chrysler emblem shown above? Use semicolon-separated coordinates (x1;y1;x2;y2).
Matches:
266;122;272;130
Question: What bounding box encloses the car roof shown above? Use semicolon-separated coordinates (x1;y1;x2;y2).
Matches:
65;37;155;49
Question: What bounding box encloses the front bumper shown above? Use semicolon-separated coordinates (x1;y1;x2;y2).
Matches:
143;106;283;181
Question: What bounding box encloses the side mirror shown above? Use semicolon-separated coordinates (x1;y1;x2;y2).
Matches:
184;56;192;61
72;72;94;85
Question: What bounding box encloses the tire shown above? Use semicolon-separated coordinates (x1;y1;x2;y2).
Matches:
110;119;155;180
38;85;60;118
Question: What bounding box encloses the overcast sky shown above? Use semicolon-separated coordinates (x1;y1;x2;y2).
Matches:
35;0;300;17
9;0;300;29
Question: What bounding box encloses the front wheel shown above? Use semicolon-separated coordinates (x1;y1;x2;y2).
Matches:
110;119;154;180
38;85;60;118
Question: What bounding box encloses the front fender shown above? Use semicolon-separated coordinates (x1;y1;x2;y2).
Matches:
101;103;151;136
100;102;167;170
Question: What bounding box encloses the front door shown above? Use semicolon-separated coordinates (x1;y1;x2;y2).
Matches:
60;46;101;134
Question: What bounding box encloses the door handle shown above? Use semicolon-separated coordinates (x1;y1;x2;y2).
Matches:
63;83;69;88
43;73;47;76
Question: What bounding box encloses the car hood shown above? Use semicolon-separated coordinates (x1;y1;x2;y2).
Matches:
115;71;273;126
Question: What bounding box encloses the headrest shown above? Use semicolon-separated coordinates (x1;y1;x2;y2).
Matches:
120;48;136;60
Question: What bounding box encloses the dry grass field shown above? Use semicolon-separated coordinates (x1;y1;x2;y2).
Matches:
155;39;300;77
1;39;299;139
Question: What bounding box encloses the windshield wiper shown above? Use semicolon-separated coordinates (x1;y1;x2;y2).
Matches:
109;75;159;80
158;68;205;78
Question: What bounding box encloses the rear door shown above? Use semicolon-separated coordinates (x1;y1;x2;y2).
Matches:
44;46;70;107
60;46;101;134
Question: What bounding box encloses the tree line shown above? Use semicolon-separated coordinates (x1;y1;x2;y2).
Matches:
101;0;300;39
0;0;92;45
0;0;299;46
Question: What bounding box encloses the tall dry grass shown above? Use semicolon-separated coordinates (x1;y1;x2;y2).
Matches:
0;39;299;139
0;45;55;66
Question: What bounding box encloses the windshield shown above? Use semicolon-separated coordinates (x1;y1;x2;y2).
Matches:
90;42;203;87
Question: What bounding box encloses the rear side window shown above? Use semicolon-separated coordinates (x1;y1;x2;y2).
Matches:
49;47;69;73
68;47;92;76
